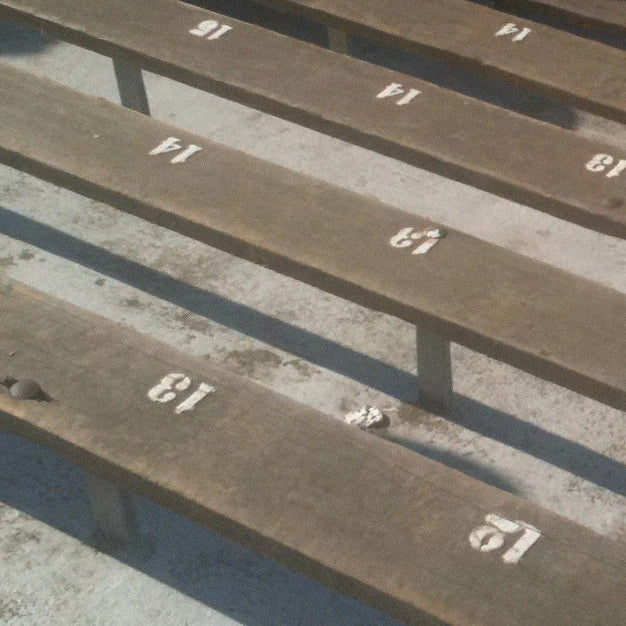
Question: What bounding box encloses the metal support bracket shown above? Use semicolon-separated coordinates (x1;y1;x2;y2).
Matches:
112;58;150;115
85;473;138;546
417;327;453;415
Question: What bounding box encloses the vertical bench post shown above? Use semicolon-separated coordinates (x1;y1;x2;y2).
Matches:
327;28;349;54
85;473;138;545
417;327;453;415
112;59;150;115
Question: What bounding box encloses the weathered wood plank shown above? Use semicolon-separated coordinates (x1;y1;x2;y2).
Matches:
0;278;624;625
253;0;626;120
0;1;625;236
0;63;625;411
255;0;626;122
496;0;626;37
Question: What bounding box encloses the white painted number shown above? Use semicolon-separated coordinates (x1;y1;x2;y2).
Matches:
469;514;541;564
148;373;191;403
376;83;421;106
495;23;532;42
173;382;216;414
148;374;216;414
586;153;626;178
389;226;445;255
189;20;233;40
149;137;202;164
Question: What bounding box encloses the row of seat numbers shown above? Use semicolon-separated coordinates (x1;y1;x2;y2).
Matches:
147;375;542;563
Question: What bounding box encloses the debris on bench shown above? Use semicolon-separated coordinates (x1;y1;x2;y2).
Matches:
1;278;624;625
0;376;46;400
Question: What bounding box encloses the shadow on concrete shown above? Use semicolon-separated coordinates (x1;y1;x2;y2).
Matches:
0;432;401;626
391;397;626;497
0;20;56;56
1;206;625;498
189;0;578;128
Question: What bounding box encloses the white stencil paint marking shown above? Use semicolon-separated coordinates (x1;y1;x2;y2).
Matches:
495;23;532;42
389;226;445;255
586;153;626;178
148;373;191;403
376;83;422;105
469;513;541;564
148;374;216;414
149;137;202;164
189;20;233;40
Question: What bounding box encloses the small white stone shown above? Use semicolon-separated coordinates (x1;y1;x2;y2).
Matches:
344;405;386;429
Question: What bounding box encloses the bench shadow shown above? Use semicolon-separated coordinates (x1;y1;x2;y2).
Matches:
0;20;56;56
1;207;624;498
190;0;578;128
0;432;403;626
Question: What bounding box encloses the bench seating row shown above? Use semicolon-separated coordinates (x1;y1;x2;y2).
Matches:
0;0;624;622
254;0;625;120
1;278;624;625
0;0;624;236
0;61;624;413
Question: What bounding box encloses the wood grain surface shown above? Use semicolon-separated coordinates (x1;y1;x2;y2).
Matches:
0;62;624;410
0;0;624;235
0;278;624;625
253;0;626;120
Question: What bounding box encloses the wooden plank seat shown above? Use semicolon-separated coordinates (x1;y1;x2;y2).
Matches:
251;0;626;121
495;0;626;38
0;278;624;625
0;62;625;413
0;1;625;237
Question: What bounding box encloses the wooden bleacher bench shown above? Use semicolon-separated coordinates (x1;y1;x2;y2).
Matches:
0;61;624;414
0;0;624;236
254;0;626;121
0;0;624;621
1;277;624;625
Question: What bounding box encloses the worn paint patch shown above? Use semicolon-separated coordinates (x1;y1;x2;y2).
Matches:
0;597;29;621
0;256;15;268
282;358;317;378
398;403;452;434
224;349;283;377
18;250;34;260
173;310;212;335
123;297;148;311
3;528;42;554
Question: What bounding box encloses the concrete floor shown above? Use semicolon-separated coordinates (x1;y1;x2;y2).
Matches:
0;6;625;625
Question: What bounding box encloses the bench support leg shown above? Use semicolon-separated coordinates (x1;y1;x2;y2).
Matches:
85;473;138;546
112;59;150;115
417;327;453;415
327;28;349;54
